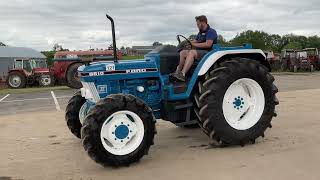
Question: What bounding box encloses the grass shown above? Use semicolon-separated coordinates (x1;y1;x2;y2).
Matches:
122;56;144;60
0;86;71;95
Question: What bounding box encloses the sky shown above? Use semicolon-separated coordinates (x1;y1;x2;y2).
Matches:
0;0;319;51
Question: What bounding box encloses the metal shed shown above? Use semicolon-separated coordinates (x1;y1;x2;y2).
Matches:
0;46;46;81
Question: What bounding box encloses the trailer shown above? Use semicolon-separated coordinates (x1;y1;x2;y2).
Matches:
53;50;122;89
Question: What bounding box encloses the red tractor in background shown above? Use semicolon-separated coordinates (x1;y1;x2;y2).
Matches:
7;59;54;88
53;50;122;89
303;48;320;70
280;49;296;71
281;49;314;72
293;50;314;72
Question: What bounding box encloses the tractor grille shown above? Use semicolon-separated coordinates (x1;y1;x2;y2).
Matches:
82;82;100;102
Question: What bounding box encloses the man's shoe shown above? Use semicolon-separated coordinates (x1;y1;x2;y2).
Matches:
173;71;186;82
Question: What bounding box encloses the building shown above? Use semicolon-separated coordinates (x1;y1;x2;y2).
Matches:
0;46;46;82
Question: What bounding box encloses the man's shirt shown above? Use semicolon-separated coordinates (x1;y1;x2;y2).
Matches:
195;25;218;50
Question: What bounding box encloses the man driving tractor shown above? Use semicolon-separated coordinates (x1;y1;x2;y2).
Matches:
173;15;218;82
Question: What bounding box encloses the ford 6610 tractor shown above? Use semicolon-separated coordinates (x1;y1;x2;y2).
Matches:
65;15;279;167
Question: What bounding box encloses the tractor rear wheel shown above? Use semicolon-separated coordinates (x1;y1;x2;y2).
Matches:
65;91;86;138
67;63;83;89
7;71;26;88
81;94;156;167
194;59;279;146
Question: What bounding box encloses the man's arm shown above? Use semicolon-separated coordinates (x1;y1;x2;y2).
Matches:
192;29;217;49
192;40;214;49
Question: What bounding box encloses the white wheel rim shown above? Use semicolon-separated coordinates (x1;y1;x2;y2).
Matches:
100;110;144;155
41;76;51;86
222;78;265;130
9;75;21;87
79;102;89;125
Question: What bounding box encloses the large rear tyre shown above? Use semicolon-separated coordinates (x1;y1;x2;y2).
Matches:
194;59;279;146
81;94;156;167
67;63;83;89
65;91;86;138
7;71;26;88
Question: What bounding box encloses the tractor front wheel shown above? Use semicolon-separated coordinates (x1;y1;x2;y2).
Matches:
81;94;156;167
65;91;87;138
7;72;26;88
194;59;279;146
39;75;54;87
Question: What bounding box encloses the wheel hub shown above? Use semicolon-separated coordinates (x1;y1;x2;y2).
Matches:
114;125;129;139
100;111;144;155
233;96;245;110
41;76;51;86
102;115;137;147
223;78;265;130
9;75;21;87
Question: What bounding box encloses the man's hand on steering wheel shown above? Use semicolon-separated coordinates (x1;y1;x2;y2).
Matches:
176;35;193;52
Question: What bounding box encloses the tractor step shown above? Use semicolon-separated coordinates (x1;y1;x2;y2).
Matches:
171;81;188;94
161;100;197;126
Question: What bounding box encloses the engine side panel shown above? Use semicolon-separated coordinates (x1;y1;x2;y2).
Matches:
79;59;162;118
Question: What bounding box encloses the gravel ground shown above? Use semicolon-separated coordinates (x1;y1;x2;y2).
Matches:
0;73;320;180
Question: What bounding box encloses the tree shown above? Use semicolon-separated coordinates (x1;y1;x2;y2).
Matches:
0;42;6;46
53;43;63;51
230;30;271;50
306;35;320;48
120;46;127;56
217;35;232;46
152;42;163;46
41;51;56;66
283;42;303;50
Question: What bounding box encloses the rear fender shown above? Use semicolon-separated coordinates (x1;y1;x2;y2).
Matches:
198;49;269;76
8;69;26;76
165;49;269;101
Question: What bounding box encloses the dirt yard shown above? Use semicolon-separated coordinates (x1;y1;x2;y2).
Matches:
0;74;320;180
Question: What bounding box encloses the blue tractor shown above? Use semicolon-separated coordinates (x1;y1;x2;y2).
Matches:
65;14;279;167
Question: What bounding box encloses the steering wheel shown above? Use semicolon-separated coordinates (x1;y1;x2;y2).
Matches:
176;35;193;52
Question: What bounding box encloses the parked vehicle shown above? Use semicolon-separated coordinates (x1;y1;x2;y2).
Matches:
65;15;279;167
281;49;296;71
53;50;122;89
293;51;314;72
265;51;281;71
6;59;54;88
304;48;320;70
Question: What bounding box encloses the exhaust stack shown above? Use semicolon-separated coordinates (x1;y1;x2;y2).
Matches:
106;14;118;62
